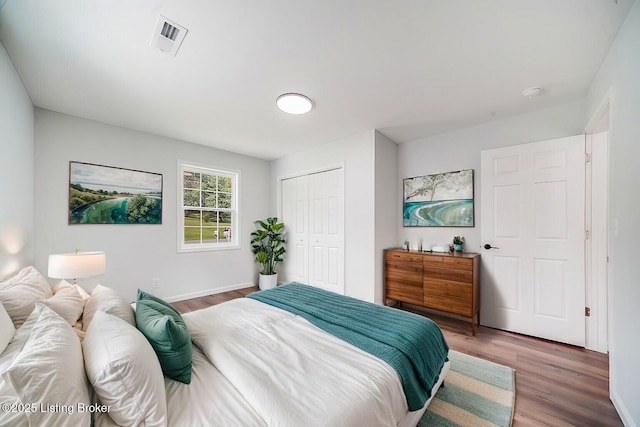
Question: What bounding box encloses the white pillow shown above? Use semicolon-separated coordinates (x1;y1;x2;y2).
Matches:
82;284;135;331
75;282;91;302
1;303;91;426
0;266;53;328
40;280;84;326
0;302;15;354
0;303;40;371
83;310;167;426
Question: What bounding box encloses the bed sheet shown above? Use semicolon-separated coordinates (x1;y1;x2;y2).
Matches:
0;315;32;427
186;298;416;427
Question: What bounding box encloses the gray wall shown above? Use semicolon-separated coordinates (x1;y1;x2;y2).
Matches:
586;2;640;424
34;109;271;301
270;130;379;302
0;42;34;279
397;99;587;255
373;131;398;303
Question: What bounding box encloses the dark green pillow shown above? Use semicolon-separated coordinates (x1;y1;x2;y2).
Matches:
135;289;192;384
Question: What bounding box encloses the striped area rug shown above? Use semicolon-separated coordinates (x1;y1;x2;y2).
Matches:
419;351;515;427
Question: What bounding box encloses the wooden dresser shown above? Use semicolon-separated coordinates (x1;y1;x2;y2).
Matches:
384;248;480;335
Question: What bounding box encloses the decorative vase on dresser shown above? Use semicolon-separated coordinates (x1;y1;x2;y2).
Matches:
383;248;480;335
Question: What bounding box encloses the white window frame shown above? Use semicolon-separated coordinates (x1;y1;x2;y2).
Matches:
177;161;240;252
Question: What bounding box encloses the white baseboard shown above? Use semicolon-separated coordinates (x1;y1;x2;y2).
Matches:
611;388;636;427
163;282;256;303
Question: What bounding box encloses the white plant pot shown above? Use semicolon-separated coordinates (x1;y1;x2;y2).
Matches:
258;273;278;290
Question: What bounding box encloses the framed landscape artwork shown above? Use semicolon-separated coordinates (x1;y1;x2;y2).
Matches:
68;162;163;224
403;169;474;227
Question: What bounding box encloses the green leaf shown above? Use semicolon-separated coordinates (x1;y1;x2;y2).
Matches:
251;217;287;274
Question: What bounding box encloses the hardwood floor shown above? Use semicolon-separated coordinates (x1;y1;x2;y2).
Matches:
172;287;623;427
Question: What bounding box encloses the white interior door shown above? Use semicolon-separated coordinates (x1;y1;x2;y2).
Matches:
281;175;309;284
481;135;586;346
308;169;344;294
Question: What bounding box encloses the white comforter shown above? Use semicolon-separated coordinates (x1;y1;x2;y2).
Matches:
95;345;267;427
184;298;409;427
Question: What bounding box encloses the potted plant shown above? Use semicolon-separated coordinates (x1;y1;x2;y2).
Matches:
453;236;464;252
250;217;286;290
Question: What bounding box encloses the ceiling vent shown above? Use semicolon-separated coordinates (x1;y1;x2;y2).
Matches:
152;15;188;57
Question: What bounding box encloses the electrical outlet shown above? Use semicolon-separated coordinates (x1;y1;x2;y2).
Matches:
152;278;160;289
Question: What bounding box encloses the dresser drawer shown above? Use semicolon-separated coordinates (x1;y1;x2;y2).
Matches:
424;279;472;299
385;280;423;305
424;279;472;316
385;267;422;285
385;260;422;275
423;266;472;283
424;294;473;317
423;255;473;271
385;251;424;264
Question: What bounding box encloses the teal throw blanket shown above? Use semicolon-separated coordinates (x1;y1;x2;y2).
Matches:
247;283;449;411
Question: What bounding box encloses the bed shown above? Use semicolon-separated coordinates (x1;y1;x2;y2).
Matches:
0;267;449;427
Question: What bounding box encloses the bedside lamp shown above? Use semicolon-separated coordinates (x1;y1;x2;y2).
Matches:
48;251;106;285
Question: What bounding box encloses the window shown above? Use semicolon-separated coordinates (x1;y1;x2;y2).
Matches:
178;162;239;252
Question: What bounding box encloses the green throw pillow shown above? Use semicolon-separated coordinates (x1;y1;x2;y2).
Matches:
135;289;192;384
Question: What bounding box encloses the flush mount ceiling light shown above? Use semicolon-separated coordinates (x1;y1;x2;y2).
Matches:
522;87;543;98
276;93;313;115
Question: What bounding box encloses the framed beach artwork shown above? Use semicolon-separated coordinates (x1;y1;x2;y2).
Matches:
403;169;474;227
68;161;163;224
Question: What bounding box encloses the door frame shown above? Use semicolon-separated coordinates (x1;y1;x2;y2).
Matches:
584;89;613;353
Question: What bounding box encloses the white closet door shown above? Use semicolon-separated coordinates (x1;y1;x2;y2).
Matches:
281;175;309;284
280;168;344;294
308;169;344;294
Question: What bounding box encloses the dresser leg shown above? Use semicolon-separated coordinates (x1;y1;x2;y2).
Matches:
471;311;480;336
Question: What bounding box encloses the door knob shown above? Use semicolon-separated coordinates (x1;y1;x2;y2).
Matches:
483;244;500;250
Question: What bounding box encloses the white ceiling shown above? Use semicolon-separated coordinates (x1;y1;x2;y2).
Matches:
0;0;634;160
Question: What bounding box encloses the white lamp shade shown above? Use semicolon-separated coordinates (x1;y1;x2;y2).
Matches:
48;251;106;279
